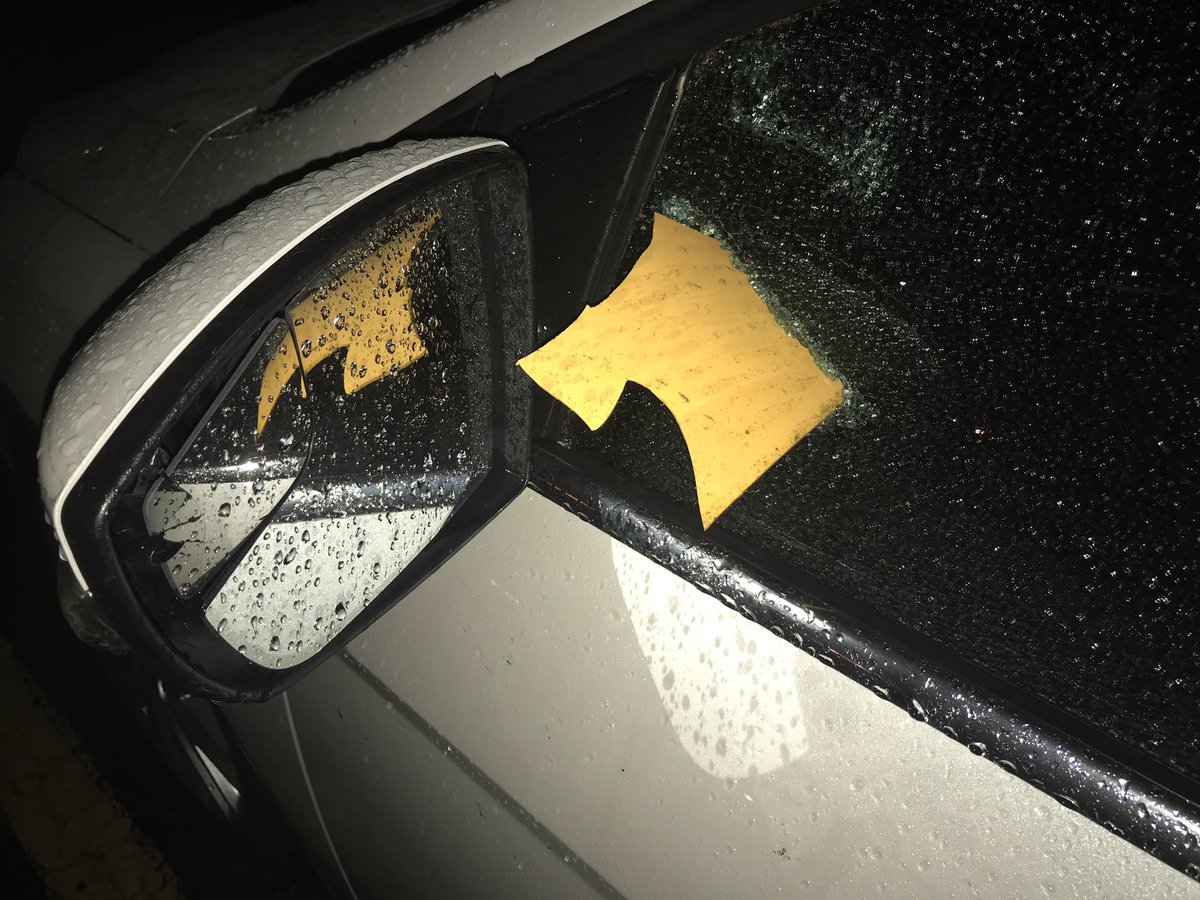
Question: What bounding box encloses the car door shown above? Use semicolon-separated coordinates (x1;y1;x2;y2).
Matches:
278;0;1200;897
22;0;1200;897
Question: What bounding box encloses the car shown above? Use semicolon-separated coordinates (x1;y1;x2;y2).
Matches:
4;0;1200;896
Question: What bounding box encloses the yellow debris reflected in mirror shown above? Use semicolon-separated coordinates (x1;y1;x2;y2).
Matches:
519;213;843;528
257;213;439;432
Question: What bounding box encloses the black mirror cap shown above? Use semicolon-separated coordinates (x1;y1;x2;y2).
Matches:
40;139;532;700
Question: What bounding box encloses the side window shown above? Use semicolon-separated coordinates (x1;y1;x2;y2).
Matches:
554;0;1200;780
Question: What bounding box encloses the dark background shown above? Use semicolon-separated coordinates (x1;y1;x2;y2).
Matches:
0;3;329;896
0;0;299;169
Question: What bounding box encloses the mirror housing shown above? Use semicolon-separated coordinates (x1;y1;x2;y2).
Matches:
39;138;531;700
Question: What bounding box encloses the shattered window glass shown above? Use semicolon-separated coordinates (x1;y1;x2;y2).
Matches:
559;1;1200;777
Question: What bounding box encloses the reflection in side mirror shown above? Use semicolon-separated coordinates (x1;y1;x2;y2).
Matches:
202;205;490;667
39;138;531;699
143;319;312;600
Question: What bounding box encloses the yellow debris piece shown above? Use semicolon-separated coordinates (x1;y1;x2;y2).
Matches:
257;213;439;432
519;213;843;528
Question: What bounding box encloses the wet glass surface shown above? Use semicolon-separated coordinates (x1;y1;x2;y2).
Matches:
561;1;1200;777
128;175;496;670
204;199;492;667
144;319;311;599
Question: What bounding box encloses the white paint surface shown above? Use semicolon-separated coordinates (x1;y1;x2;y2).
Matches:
134;0;656;250
325;489;1200;900
614;539;809;779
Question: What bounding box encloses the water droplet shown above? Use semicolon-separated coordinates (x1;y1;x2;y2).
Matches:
221;231;246;251
218;502;232;517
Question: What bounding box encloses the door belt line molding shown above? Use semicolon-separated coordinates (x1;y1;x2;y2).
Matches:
529;444;1200;883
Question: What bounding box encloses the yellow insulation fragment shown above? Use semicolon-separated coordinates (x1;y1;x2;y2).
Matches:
520;214;842;528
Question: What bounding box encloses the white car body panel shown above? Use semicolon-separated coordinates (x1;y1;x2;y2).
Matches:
288;489;1200;898
128;0;653;254
0;171;150;422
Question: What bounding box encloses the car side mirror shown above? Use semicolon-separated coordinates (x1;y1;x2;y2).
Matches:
39;138;532;700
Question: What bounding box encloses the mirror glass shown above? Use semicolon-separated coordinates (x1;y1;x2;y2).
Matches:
143;320;311;599
60;143;529;698
203;204;491;666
